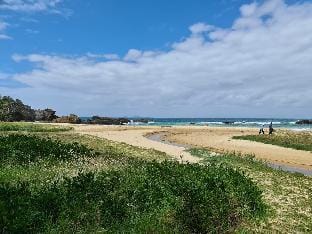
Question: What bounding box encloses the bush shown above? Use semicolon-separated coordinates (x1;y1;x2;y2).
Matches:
0;161;266;233
0;134;97;164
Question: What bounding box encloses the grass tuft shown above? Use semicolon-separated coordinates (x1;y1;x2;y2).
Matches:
233;130;312;152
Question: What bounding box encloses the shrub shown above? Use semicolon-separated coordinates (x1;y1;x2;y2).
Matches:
0;161;266;233
0;134;97;164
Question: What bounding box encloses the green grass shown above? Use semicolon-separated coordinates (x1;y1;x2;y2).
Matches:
189;148;312;233
0;134;98;165
0;161;266;233
0;122;72;132
0;132;266;233
233;130;312;152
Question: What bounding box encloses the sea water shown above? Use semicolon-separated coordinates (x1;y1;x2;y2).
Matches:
80;117;311;130
130;118;311;130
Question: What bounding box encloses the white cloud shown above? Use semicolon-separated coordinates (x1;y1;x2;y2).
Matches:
0;20;11;39
189;22;215;34
240;2;258;17
4;0;312;117
123;49;143;61
0;0;69;15
86;53;120;60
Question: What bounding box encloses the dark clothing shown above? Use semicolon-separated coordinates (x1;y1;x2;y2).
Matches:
269;122;273;135
259;128;264;134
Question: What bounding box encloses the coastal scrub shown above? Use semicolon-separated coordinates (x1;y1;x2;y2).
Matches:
0;132;266;233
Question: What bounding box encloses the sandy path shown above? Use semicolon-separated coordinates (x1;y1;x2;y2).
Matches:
71;124;200;163
166;127;312;170
52;124;312;169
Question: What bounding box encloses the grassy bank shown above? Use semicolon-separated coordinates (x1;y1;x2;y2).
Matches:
189;148;312;232
0;122;72;132
233;130;312;152
0;124;266;233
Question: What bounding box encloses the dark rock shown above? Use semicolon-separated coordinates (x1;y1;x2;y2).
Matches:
295;119;312;125
87;116;129;125
53;114;81;124
223;121;235;125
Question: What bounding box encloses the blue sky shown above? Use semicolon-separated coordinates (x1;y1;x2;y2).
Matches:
0;0;311;117
0;0;252;71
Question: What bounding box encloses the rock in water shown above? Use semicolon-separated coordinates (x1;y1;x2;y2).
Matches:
87;116;129;125
295;119;312;124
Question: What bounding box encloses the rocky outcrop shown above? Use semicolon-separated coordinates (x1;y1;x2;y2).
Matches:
35;109;58;121
296;119;312;124
53;114;81;124
87;116;129;125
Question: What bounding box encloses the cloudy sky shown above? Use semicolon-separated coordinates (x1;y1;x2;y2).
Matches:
0;0;311;118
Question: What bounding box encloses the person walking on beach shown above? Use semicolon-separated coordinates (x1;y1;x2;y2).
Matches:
259;124;265;134
269;122;274;135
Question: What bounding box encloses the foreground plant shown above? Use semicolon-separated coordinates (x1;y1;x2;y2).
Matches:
189;148;312;232
0;161;266;233
0;134;97;165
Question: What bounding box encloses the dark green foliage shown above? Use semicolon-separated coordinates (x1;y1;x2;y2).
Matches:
233;131;312;152
0;133;266;233
189;148;312;232
0;134;97;164
0;161;266;233
0;96;35;121
34;109;57;121
0;96;59;122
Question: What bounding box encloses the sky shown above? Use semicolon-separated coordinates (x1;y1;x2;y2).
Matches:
0;0;311;118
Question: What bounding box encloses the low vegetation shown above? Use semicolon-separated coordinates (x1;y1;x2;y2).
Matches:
189;148;312;232
0;160;266;233
0;96;35;121
233;130;312;152
0;124;266;233
0;122;72;132
0;134;97;165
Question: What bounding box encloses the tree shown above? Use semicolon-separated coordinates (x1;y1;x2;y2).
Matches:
0;96;35;121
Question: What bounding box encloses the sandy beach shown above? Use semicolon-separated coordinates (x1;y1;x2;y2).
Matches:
56;124;312;170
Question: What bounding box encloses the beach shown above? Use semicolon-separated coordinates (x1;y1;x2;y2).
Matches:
60;124;312;170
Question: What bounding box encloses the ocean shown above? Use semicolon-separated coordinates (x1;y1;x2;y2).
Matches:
81;117;311;130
